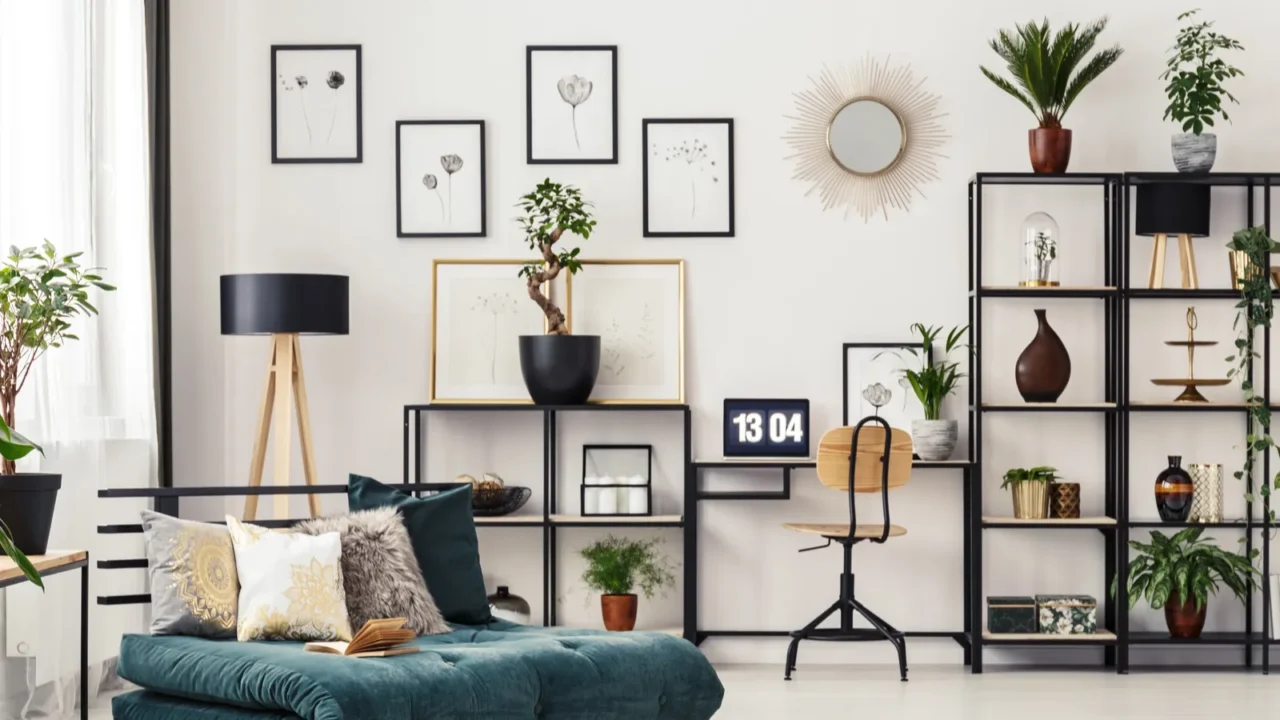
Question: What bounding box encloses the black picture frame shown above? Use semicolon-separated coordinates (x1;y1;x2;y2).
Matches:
841;342;932;426
271;44;363;164
722;398;810;458
395;120;487;238
526;45;618;165
642;118;735;238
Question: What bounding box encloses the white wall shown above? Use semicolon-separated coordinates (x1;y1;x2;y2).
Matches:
166;0;1280;666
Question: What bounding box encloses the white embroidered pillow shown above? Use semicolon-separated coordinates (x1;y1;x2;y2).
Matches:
226;516;353;642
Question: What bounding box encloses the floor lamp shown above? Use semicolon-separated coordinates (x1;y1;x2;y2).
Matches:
221;273;349;521
1136;182;1211;289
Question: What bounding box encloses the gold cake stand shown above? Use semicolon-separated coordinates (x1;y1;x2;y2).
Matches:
1151;307;1230;403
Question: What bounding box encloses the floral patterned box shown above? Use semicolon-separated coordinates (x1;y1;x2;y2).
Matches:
986;596;1037;634
1035;594;1097;635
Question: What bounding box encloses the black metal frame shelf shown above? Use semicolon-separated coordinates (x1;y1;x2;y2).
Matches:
976;287;1118;299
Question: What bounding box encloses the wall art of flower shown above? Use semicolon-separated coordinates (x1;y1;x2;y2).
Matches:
272;45;361;163
526;46;617;163
656;138;719;219
557;75;593;149
396;120;486;237
440;153;464;224
862;383;892;414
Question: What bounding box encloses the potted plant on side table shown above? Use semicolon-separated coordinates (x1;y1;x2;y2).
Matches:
581;535;675;631
980;16;1123;173
0;242;113;561
894;324;969;461
1001;466;1058;519
1161;9;1244;173
517;179;599;405
1113;527;1257;639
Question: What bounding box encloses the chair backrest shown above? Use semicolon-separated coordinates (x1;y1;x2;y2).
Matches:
815;424;913;492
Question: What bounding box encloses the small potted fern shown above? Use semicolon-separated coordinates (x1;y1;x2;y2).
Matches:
1001;466;1058;519
895;324;969;461
580;535;675;632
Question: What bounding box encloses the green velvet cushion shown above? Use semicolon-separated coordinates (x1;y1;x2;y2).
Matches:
346;474;490;625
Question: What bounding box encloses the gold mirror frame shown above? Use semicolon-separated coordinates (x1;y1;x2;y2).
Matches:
785;56;947;222
825;97;907;176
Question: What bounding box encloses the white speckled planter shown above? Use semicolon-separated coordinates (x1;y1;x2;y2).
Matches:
1172;133;1216;173
911;419;957;461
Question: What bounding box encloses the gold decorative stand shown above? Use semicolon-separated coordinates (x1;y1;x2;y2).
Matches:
1150;307;1229;402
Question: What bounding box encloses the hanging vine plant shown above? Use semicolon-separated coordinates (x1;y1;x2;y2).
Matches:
1227;226;1279;504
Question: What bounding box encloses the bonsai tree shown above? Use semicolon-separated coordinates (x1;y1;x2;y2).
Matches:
1162;9;1244;136
581;535;675;599
517;179;597;335
895;324;969;421
980;17;1123;130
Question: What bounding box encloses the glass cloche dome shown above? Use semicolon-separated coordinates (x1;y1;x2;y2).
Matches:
1020;211;1061;287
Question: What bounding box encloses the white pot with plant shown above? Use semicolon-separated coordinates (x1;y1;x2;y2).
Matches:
895;324;969;461
1161;9;1243;173
1002;466;1058;519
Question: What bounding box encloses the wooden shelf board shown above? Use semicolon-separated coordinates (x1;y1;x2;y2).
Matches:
0;550;86;583
983;402;1117;409
549;514;683;525
981;286;1117;291
982;630;1117;642
982;516;1116;526
474;516;543;525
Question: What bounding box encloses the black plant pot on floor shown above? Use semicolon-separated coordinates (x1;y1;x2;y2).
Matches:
0;473;61;554
519;335;600;405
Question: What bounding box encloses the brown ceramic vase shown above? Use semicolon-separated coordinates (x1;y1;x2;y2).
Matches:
1015;309;1072;402
1029;128;1072;173
1164;593;1207;639
601;594;638;631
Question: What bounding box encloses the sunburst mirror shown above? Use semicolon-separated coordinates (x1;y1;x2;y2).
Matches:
784;56;947;222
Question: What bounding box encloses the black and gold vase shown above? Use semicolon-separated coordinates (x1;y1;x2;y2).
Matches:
1154;456;1194;522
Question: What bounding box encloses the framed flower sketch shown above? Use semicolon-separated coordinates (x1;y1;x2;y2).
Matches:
842;342;931;430
643;119;735;237
396;121;486;238
526;45;618;164
430;260;556;403
271;44;362;163
567;260;684;404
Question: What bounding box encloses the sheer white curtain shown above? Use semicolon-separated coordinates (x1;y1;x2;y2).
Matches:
0;0;155;716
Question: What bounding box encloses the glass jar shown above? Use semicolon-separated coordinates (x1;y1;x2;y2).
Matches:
1020;211;1061;287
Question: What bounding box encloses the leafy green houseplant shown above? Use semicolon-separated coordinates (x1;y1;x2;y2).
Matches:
1226;227;1279;504
580;535;675;631
0;242;113;586
1162;9;1244;173
980;17;1123;173
894;324;969;461
515;179;601;405
1001;466;1059;520
1112;527;1257;638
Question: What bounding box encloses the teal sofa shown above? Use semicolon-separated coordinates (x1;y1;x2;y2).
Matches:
113;622;724;719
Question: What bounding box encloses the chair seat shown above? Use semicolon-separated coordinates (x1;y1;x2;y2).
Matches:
782;522;907;539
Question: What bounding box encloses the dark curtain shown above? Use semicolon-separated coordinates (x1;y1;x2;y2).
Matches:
144;0;174;502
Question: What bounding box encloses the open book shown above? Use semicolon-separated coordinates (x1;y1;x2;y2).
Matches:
304;618;419;658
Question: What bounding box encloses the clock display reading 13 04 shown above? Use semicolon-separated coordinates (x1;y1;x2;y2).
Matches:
722;399;810;458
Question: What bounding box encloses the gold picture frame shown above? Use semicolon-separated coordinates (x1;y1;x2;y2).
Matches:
566;259;685;404
429;258;552;404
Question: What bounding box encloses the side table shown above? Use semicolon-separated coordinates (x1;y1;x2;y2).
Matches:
0;550;88;720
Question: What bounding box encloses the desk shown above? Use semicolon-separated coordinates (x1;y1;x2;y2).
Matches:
0;550;88;720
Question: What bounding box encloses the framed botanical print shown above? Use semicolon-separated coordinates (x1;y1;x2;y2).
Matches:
430;260;556;403
396;120;486;237
271;44;362;163
567;260;684;404
643;119;735;237
526;45;618;164
842;342;931;429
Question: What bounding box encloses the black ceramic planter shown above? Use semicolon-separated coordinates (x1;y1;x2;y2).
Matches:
518;335;601;405
0;473;61;554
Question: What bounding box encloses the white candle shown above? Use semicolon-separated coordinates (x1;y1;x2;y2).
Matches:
583;475;600;515
597;476;617;515
627;474;648;515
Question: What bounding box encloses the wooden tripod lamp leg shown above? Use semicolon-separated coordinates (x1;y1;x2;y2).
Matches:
243;338;279;521
1183;234;1199;289
1148;233;1167;289
271;334;296;521
291;335;322;518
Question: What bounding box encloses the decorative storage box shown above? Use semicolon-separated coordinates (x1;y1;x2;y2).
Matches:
986;596;1037;634
1035;594;1097;635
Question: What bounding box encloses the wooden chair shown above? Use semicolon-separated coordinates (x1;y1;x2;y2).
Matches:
782;416;912;682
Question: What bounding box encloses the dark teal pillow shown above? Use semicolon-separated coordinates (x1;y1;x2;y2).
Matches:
347;474;491;625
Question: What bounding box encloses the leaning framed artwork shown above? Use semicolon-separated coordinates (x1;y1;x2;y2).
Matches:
842;342;931;430
526;45;618;164
271;44;362;163
430;260;556;403
643;119;735;237
396;120;486;238
567;260;684;404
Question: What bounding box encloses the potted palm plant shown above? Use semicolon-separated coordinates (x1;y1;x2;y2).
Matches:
980;17;1123;173
0;242;112;557
1161;9;1244;173
517;179;599;405
1113;527;1257;639
1001;466;1058;519
580;535;675;631
894;324;969;461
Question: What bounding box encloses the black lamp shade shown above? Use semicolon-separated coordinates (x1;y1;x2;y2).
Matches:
220;274;349;335
1135;183;1211;237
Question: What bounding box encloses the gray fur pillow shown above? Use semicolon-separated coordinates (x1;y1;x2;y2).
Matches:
298;508;448;636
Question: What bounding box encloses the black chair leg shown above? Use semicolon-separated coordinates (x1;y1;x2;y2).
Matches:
784;635;801;681
852;599;908;681
783;598;842;680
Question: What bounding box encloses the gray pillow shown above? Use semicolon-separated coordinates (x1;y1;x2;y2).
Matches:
140;510;238;638
297;508;449;636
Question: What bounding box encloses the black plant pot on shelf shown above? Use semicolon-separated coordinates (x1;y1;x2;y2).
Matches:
518;335;601;405
0;473;61;554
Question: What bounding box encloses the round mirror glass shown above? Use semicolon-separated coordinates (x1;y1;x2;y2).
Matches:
827;99;905;175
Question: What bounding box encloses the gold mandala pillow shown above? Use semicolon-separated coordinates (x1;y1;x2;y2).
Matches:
226;516;352;642
140;511;239;638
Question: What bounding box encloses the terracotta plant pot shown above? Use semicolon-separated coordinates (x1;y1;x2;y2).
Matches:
601;594;637;631
1015;309;1071;402
1028;128;1072;174
1164;593;1207;639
